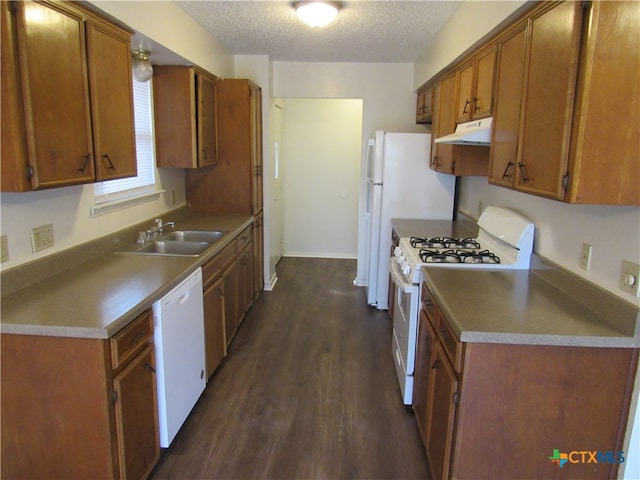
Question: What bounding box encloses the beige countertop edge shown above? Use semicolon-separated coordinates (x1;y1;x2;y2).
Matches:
0;215;254;340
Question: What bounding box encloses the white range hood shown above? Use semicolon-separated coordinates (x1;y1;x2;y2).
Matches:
434;117;493;146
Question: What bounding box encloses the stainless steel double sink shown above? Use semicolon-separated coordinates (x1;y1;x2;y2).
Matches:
116;230;226;257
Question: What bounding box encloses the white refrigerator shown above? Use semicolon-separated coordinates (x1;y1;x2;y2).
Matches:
359;131;455;309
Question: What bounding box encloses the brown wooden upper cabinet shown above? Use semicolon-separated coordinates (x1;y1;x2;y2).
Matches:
455;46;495;123
1;0;137;191
153;66;218;168
186;79;263;215
416;86;434;124
565;0;639;205
488;0;639;205
431;73;489;176
514;1;584;200
488;24;527;188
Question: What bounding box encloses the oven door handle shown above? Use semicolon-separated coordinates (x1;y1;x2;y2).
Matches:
389;260;414;293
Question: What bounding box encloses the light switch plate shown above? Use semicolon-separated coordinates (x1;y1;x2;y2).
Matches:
30;224;54;253
0;235;8;263
580;243;592;271
620;260;640;297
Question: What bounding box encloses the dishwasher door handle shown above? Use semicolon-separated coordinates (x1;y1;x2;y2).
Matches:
178;291;191;304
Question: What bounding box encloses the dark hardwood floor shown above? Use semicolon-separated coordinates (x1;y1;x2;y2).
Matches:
150;257;430;480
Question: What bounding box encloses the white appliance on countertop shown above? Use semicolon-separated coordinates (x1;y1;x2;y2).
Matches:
389;207;534;404
153;267;206;447
357;131;456;310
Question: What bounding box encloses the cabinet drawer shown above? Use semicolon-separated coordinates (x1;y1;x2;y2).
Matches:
421;283;440;325
202;252;224;287
236;226;252;252
437;315;464;374
110;310;153;370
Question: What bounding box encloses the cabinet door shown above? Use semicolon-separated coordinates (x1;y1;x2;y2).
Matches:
252;213;264;300
223;262;239;346
154;66;198;168
431;74;456;174
566;0;640;205
425;342;458;480
16;0;95;188
455;62;474;123
238;243;254;321
112;343;160;480
86;20;137;181
1;1;30;192
473;47;495;119
198;72;218;167
250;83;263;214
203;276;225;377
517;1;583;199
413;309;436;444
488;25;527;187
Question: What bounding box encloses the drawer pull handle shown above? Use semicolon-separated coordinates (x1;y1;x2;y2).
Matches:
431;360;441;370
130;330;148;344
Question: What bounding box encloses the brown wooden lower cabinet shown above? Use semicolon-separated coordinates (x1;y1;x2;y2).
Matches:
414;285;638;480
1;310;159;480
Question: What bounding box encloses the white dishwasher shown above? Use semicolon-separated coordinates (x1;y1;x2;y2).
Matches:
153;267;206;447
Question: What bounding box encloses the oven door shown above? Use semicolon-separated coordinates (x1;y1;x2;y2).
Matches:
389;260;420;377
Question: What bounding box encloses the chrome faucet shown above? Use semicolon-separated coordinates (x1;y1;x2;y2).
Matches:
136;219;176;244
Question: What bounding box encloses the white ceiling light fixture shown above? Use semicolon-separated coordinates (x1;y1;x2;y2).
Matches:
295;2;340;28
131;49;153;82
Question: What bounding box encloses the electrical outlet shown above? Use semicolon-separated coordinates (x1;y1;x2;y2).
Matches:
620;260;640;297
579;243;592;271
0;235;8;263
30;224;54;253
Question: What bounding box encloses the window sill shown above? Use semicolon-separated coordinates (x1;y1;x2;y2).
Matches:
91;189;165;217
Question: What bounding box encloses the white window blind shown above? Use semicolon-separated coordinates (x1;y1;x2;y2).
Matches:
93;77;156;204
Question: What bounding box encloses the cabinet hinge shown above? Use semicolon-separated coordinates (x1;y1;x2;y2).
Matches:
111;390;118;404
562;172;570;190
26;165;33;180
451;161;456;173
453;392;460;405
8;1;18;13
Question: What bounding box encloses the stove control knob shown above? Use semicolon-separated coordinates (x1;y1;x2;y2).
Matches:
394;247;402;258
402;263;411;275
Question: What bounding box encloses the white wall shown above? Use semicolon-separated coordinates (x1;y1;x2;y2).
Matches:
414;0;527;89
273;62;423;275
0;2;234;271
281;99;363;258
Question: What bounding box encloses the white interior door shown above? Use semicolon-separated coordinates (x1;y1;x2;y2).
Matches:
270;101;285;272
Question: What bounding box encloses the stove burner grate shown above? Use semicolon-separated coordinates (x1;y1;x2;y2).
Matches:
419;248;500;264
410;236;482;249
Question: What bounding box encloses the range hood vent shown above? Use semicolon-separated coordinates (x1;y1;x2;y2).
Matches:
434;117;493;146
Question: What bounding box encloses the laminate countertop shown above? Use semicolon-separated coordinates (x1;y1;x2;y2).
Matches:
1;213;253;340
391;218;639;349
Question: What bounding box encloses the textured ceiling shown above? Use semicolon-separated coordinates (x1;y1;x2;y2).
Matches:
175;1;462;63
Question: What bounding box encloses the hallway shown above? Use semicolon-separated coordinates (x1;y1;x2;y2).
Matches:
151;258;430;480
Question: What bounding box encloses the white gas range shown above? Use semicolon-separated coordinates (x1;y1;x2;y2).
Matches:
389;207;535;404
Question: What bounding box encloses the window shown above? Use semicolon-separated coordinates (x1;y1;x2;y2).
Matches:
92;77;158;215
